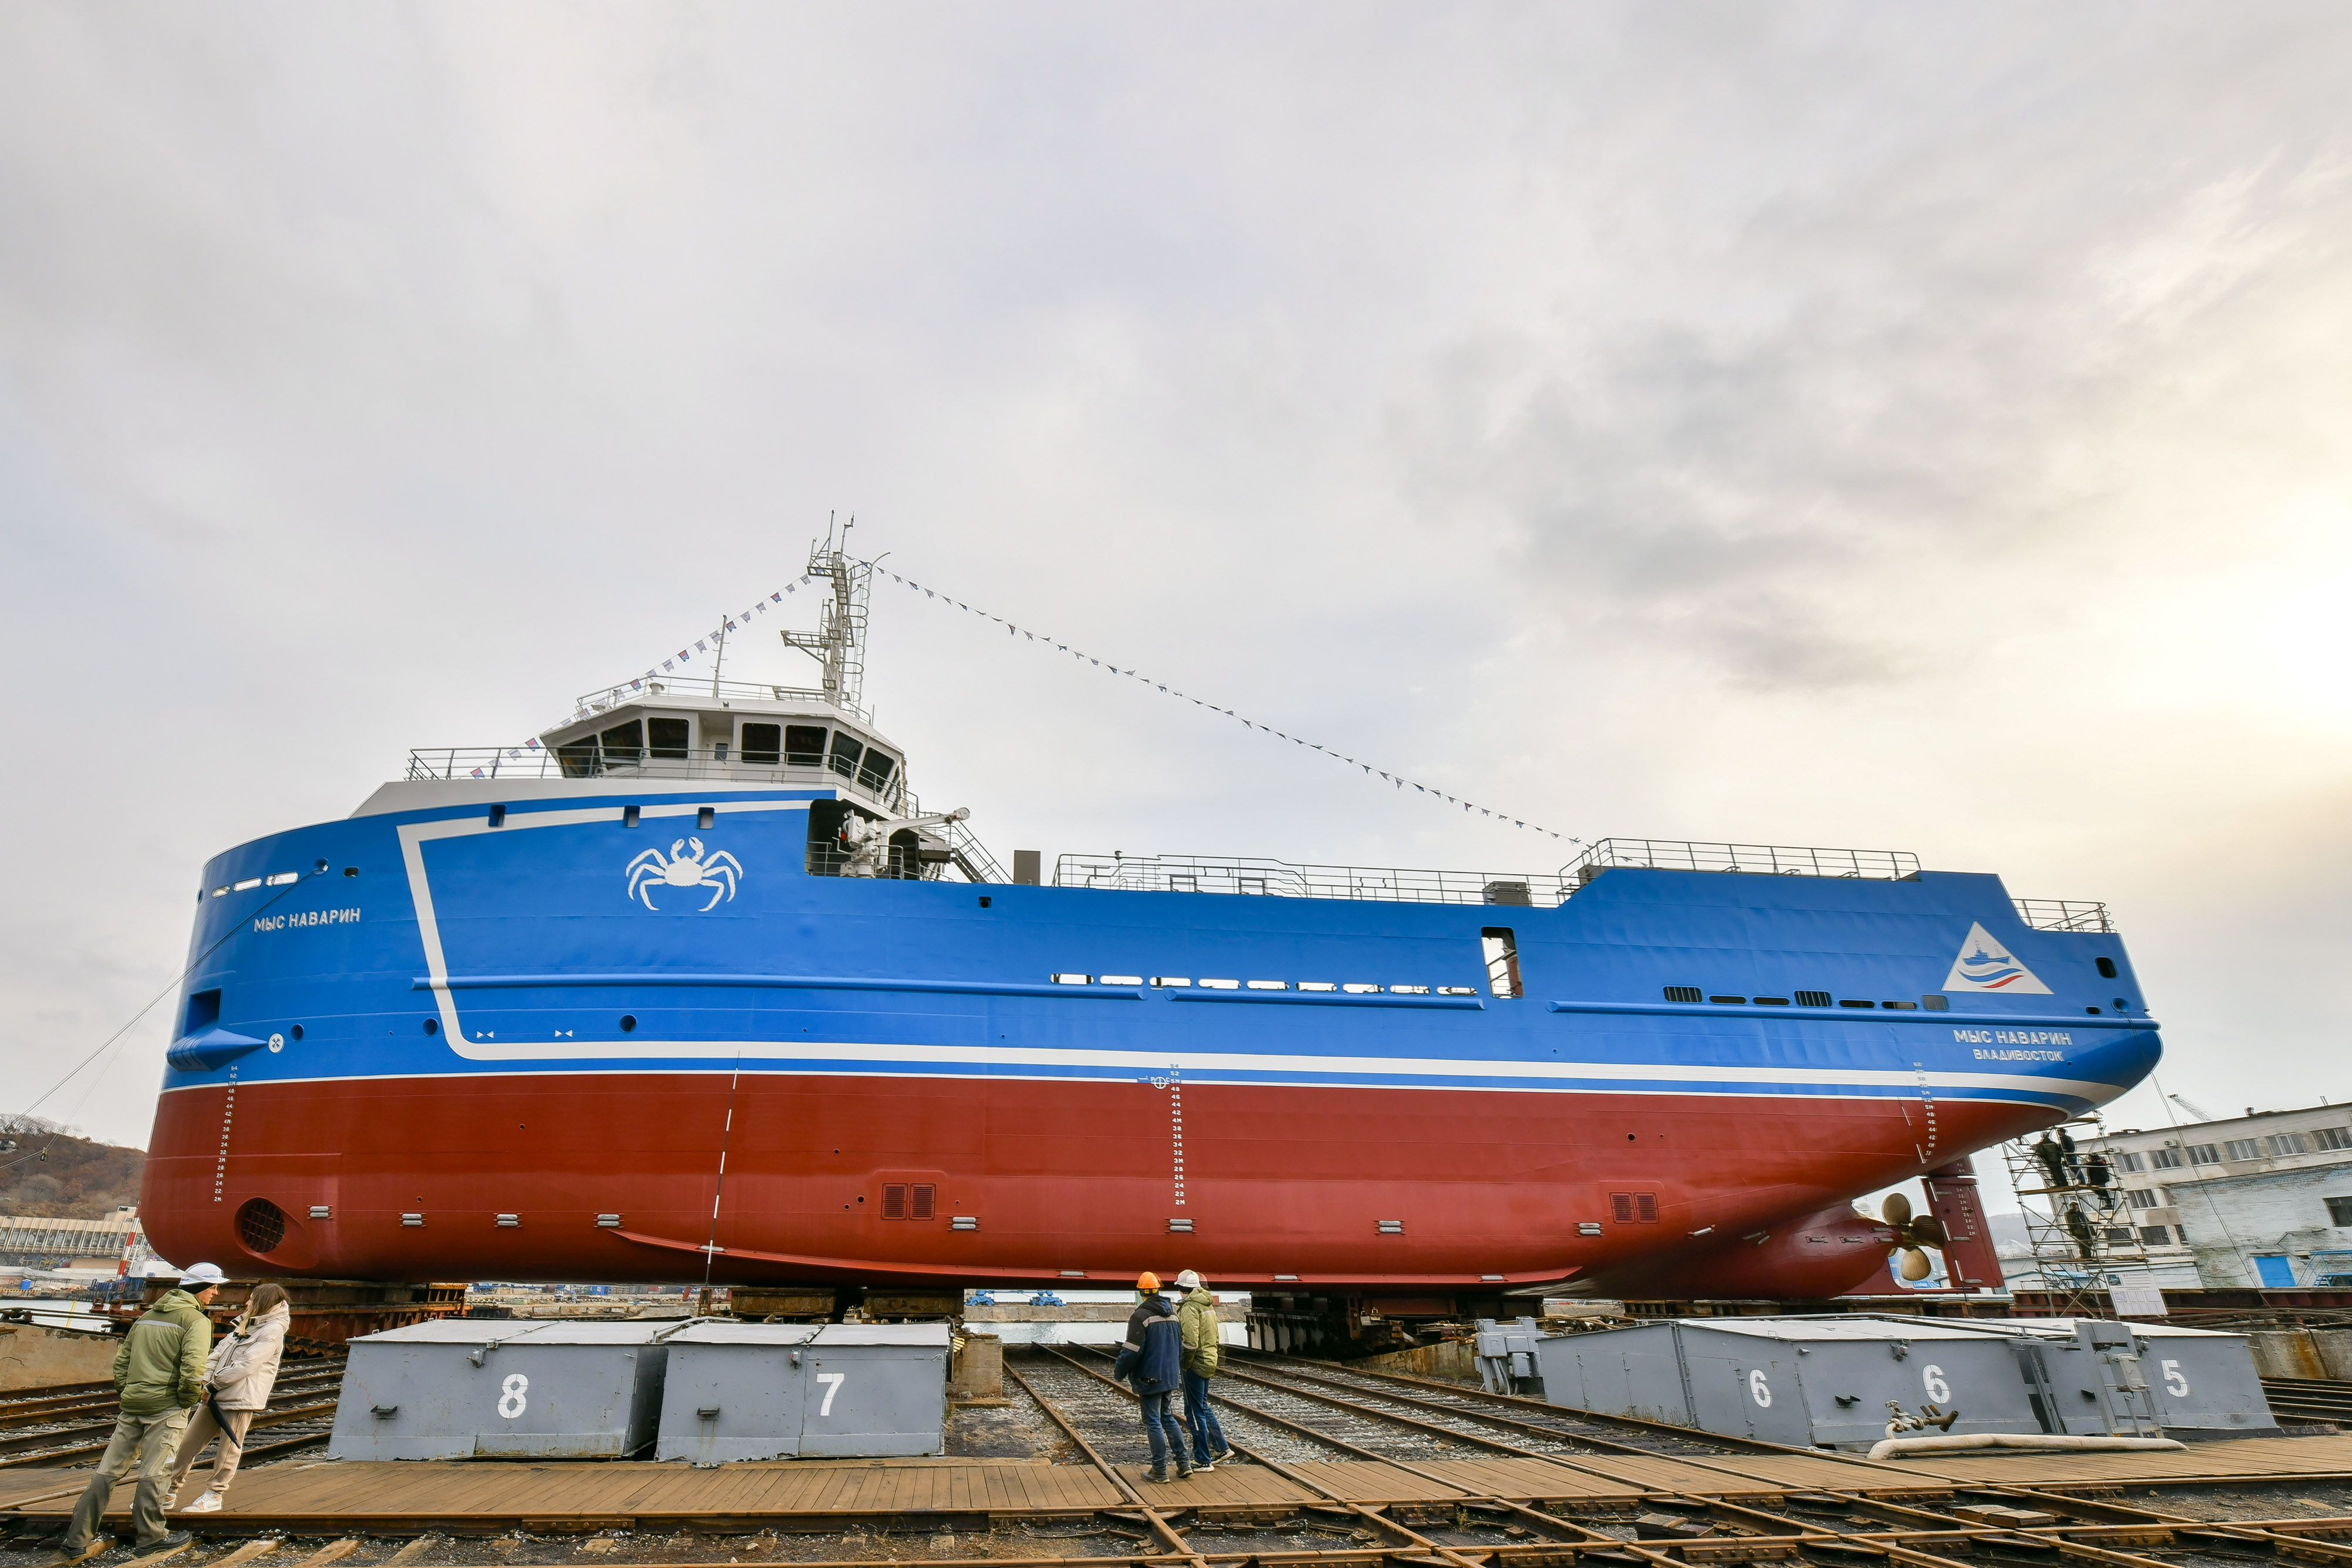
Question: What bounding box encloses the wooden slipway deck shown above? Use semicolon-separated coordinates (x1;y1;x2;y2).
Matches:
11;1436;2352;1534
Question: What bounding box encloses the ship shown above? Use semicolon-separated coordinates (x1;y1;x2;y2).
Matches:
138;536;2160;1310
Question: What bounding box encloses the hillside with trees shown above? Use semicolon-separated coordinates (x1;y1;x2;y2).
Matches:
0;1115;144;1218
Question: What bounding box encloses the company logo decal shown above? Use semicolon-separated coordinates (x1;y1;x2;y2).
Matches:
1941;921;2052;995
625;838;744;911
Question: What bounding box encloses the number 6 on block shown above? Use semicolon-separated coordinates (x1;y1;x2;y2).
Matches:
817;1371;846;1416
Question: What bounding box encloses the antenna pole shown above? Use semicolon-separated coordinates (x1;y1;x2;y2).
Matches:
711;613;729;697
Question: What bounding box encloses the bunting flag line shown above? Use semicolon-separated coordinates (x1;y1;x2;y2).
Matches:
868;564;1579;845
526;560;1578;845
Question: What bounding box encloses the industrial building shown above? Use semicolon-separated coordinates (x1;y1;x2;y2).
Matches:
2083;1101;2352;1289
0;1207;142;1273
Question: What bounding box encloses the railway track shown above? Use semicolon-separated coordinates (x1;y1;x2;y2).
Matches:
5;1342;2352;1568
0;1368;349;1470
2266;1375;2352;1423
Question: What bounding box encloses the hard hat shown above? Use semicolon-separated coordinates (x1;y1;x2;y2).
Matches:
1175;1269;1203;1289
179;1262;228;1286
1135;1271;1160;1291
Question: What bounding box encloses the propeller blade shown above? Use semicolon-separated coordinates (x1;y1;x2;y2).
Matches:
1880;1191;1913;1228
1912;1215;1950;1248
1897;1246;1935;1282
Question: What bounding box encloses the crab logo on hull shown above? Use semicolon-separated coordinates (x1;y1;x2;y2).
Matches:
625;838;744;911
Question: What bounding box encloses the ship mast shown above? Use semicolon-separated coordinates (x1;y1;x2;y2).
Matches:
781;517;871;715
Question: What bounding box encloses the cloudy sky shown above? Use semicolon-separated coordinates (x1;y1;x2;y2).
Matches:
4;6;2349;1213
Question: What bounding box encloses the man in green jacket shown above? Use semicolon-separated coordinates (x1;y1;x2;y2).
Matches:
54;1263;227;1562
1173;1269;1233;1470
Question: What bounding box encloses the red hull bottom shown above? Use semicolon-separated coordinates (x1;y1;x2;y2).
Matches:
142;1073;2053;1293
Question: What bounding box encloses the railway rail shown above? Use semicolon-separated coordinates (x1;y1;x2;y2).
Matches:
5;1345;2352;1567
2265;1377;2352;1425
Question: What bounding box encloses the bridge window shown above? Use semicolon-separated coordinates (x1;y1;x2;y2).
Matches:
740;723;781;764
1481;929;1523;998
786;726;828;765
829;732;865;779
556;738;598;777
599;720;643;764
647;718;690;759
859;750;898;793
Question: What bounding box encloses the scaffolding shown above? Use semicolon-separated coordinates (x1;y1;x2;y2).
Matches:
2002;1112;2160;1315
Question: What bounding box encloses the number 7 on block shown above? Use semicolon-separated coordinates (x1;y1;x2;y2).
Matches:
817;1372;846;1416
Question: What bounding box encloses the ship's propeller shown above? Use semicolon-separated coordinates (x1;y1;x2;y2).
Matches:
1874;1191;1951;1282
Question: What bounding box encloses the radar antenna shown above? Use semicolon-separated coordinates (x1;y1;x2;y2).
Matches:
781;515;872;714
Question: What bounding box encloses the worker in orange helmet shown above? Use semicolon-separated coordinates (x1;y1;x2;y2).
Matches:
1112;1271;1191;1482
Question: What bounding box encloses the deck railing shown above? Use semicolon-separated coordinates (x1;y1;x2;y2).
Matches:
2011;899;2114;933
1053;852;1575;907
405;746;910;814
566;677;870;726
1562;838;1922;881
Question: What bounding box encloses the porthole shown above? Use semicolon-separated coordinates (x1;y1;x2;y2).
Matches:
423;1017;439;1035
2096;957;2119;979
620;1015;637;1033
290;1024;305;1042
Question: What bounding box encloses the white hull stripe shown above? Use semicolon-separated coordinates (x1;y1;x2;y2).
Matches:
419;1034;2116;1101
155;1058;2110;1105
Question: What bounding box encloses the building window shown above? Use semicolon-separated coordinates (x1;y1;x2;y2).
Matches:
2114;1152;2146;1173
2224;1139;2263;1162
2271;1132;2311;1156
2126;1189;2162;1209
2188;1143;2221;1165
2327;1196;2352;1227
2316;1127;2352;1152
2139;1225;2171;1246
2150;1147;2183;1169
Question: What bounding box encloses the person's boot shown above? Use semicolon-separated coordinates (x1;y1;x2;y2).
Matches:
1142;1466;1171;1485
1175;1459;1197;1479
132;1530;193;1553
1191;1453;1215;1472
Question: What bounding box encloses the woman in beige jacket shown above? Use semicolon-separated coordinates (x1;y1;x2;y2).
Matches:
167;1282;290;1513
